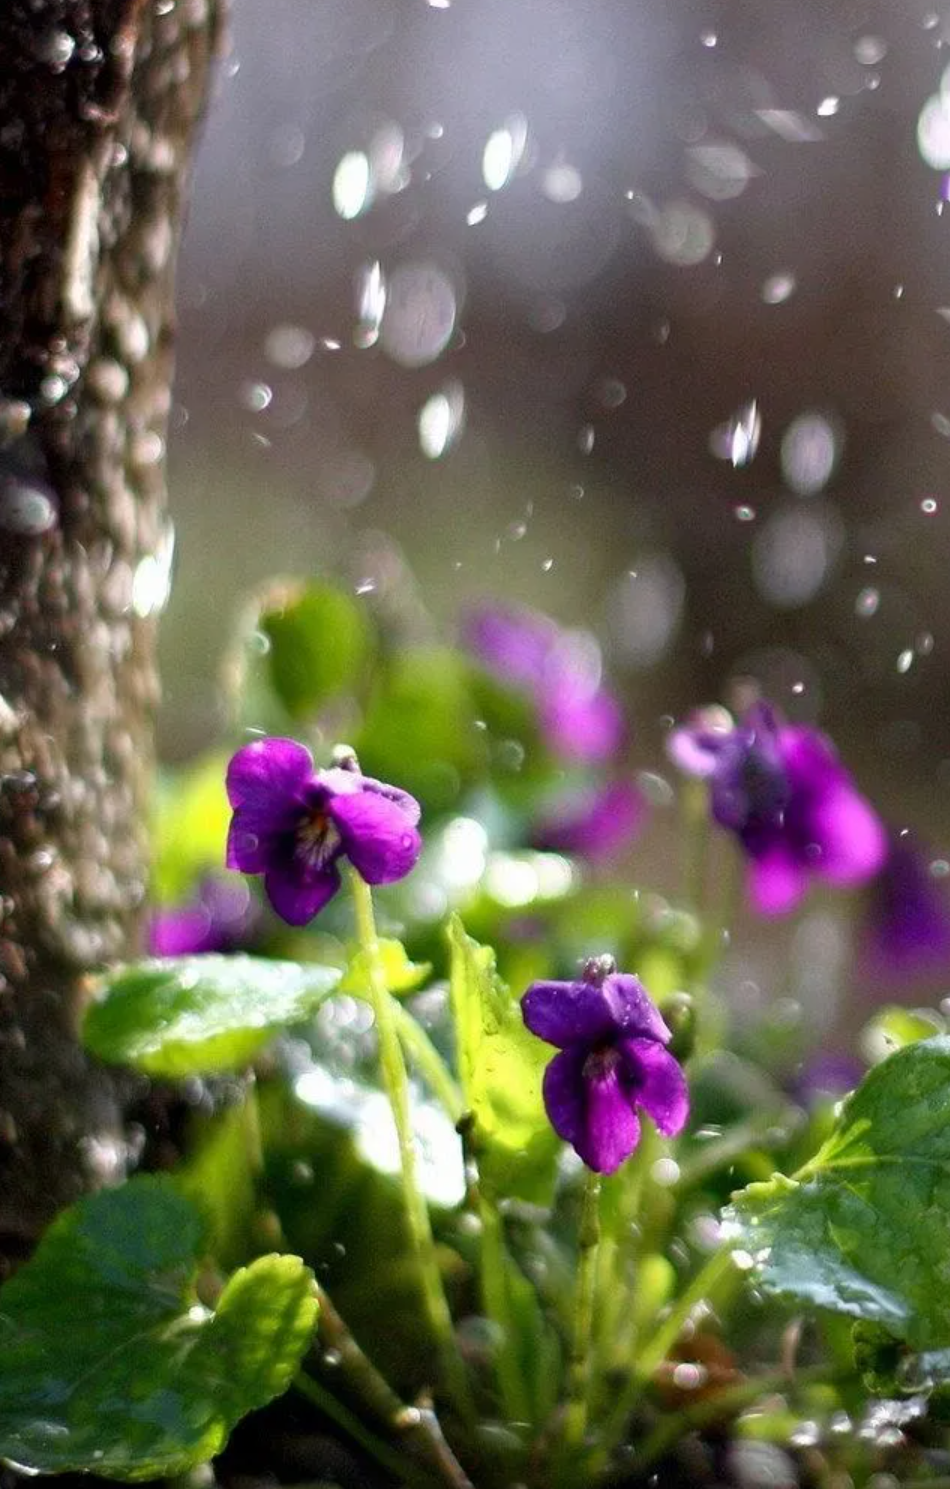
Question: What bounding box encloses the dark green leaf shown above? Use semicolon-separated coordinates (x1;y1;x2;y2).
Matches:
447;914;557;1202
261;581;373;719
83;954;342;1076
725;1036;950;1351
0;1178;317;1479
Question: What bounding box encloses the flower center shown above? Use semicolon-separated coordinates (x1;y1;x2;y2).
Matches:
296;808;341;870
582;1044;622;1084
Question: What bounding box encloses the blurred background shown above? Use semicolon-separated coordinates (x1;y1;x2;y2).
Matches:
161;0;950;1020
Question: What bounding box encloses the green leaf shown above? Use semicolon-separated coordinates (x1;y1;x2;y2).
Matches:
83;954;342;1076
153;754;231;902
357;648;488;811
725;1036;950;1352
447;914;557;1202
0;1178;317;1479
261;580;373;719
339;938;431;997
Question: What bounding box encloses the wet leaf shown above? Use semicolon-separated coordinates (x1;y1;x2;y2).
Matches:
83;954;342;1076
0;1178;317;1479
261;580;373;719
338;937;431;997
725;1036;950;1351
447;914;557;1201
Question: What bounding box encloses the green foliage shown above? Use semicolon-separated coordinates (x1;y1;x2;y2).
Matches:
358;648;488;811
725;1036;950;1353
447;914;557;1201
83;954;342;1076
339;937;431;997
260;581;373;719
153;754;231;902
0;1178;316;1480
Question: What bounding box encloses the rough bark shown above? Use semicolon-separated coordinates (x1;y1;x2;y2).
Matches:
0;0;224;1255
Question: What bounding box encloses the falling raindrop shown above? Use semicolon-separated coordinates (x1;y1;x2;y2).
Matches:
378;262;458;368
710;399;761;466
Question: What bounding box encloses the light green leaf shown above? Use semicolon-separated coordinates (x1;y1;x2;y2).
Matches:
725;1036;950;1351
261;580;373;719
0;1178;317;1479
447;914;557;1201
339;938;431;997
83;954;342;1076
153;754;231;902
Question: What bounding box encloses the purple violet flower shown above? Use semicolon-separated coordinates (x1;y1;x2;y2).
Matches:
861;836;950;979
149;876;258;957
668;702;886;915
226;737;422;926
463;604;625;763
531;780;646;861
521;958;689;1174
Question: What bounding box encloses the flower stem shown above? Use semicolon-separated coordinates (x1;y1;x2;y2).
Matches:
477;1189;532;1425
562;1169;602;1451
308;1283;475;1489
597;1243;738;1461
348;868;474;1423
293;1369;436;1489
391;999;465;1122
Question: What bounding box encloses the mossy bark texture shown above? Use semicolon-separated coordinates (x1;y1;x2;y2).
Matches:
0;0;224;1256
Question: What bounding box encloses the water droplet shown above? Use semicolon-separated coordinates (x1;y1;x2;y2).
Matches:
0;469;57;535
482;115;527;192
817;96;840;117
921;496;939;513
264;324;315;370
761;271;797;304
781;411;840;495
710;399;761;466
577;424;595;454
378;262;458;368
897;648;914;674
734;504;756;522
855;586;880;618
466;202;489;225
418;381;465;458
333;150;372;220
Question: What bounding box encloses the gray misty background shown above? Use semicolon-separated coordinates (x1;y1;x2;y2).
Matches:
163;0;950;952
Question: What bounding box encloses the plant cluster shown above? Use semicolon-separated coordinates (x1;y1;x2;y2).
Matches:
3;575;950;1489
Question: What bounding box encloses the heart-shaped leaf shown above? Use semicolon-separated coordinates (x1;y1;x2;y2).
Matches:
725;1036;950;1352
83;954;342;1075
0;1178;317;1479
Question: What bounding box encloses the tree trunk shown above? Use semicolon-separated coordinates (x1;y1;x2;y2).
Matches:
0;0;224;1258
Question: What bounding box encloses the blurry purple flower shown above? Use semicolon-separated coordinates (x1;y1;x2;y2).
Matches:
793;1052;863;1107
861;836;950;979
521;958;689;1174
226;737;421;926
532;780;646;861
668;701;886;915
149;876;258;957
463;603;625;763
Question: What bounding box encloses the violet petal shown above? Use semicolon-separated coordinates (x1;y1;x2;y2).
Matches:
620;1037;690;1136
602;974;672;1043
226;737;314;812
522;979;616;1048
330;787;422;885
808;782;887;886
747;846;807;916
263;859;341;925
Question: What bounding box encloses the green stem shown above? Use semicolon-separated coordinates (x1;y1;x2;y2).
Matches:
477;1191;532;1425
391;1000;465;1122
562;1170;602;1450
598;1244;738;1462
348;868;474;1423
293;1370;435;1489
311;1283;475;1489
